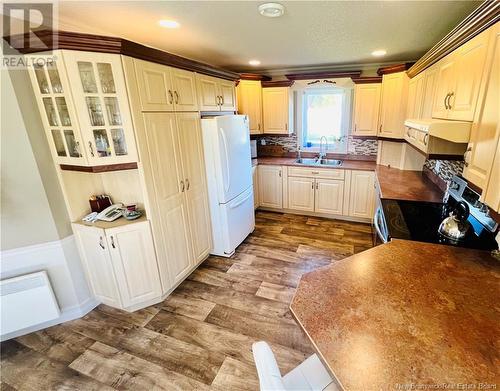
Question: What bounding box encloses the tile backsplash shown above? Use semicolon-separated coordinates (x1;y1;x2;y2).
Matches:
256;134;378;157
424;159;465;184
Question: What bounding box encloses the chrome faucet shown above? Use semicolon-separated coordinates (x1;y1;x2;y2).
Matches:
318;136;328;160
297;147;302;162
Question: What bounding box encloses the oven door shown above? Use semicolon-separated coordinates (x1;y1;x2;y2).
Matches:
373;206;389;245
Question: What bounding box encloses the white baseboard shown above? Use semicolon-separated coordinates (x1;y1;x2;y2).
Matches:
1;296;99;341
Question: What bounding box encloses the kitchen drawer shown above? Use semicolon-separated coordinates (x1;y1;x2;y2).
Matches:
288;166;345;180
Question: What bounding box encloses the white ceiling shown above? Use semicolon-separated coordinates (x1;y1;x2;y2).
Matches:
55;1;480;73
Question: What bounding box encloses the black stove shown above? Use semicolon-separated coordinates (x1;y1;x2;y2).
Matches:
375;175;498;251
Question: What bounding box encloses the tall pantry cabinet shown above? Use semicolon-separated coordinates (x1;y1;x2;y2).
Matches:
123;57;213;292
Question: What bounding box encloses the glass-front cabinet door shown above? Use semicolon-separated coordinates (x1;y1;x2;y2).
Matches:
26;52;87;165
62;50;138;165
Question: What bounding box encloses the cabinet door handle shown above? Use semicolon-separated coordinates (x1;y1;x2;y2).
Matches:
379;124;382;132
423;134;429;146
258;123;261;130
447;92;454;110
316;182;319;190
186;179;190;190
285;123;288;131
311;181;314;189
110;235;115;249
279;170;282;177
443;93;449;109
354;124;357;133
311;171;319;174
88;141;95;157
168;90;173;104
174;90;179;104
221;95;224;105
180;180;185;192
99;236;105;249
216;95;221;106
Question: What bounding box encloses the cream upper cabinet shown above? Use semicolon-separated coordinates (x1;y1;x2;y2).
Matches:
288;176;315;212
315;179;344;216
352;83;381;136
26;52;87;166
196;74;236;111
407;72;425;120
378;71;409;139
177;112;212;264
421;65;439;118
259;165;283;208
237;80;263;134
171;68;199;111
63;50;138;165
432;28;490;121
262;87;292;134
72;224;122;308
134;59;174;111
348;170;375;219
464;23;500;194
134;60;198;112
219;79;237;111
106;221;162;309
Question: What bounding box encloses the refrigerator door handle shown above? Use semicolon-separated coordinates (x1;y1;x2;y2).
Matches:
228;189;252;209
218;127;231;193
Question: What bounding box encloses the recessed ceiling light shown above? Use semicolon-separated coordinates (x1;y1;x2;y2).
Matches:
372;50;387;57
249;60;261;66
159;19;180;29
258;3;285;18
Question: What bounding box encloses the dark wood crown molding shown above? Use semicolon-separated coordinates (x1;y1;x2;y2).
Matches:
285;70;362;80
408;2;500;78
351;76;383;84
4;30;240;80
377;62;415;76
261;80;295;88
239;73;272;81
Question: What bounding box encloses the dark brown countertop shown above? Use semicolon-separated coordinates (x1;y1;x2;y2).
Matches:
376;165;444;202
253;156;377;171
290;240;500;391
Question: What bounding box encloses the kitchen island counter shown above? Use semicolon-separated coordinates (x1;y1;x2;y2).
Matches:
291;239;500;390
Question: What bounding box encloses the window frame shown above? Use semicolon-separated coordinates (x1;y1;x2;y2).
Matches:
293;80;354;153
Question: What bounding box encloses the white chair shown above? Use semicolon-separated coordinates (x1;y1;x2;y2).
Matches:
252;341;338;391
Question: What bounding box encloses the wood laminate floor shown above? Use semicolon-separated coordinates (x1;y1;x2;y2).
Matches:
1;211;373;390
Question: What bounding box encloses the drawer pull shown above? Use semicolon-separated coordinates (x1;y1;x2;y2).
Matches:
311;171;319;174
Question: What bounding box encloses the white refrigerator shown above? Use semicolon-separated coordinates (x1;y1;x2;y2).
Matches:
201;115;255;257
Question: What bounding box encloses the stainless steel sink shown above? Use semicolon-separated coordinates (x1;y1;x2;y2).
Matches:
295;158;342;167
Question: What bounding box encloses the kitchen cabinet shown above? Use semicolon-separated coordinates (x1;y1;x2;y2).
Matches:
315;179;344;215
288;176;315;212
237;80;263;134
72;219;162;310
352;83;381;136
262;87;292;134
464;23;500;198
348;170;375;219
252;165;259;209
27;50;138;166
141;112;211;288
196;74;236;112
421;65;439;118
63;50;138;165
134;59;198;112
258;165;283;208
28;53;86;165
432;28;490;121
406;72;425;120
378;71;409;139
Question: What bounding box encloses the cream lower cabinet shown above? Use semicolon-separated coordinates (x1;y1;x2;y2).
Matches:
252;165;259;209
315;179;344;215
288;177;315;212
258;165;283;208
348;171;375;219
72;220;162;311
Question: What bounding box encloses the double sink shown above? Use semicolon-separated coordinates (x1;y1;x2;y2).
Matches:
295;157;343;167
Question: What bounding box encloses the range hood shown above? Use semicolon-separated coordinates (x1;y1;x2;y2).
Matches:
404;119;471;143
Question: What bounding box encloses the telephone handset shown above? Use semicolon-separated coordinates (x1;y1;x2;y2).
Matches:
96;204;124;222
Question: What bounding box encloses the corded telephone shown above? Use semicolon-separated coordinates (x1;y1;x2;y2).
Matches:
82;204;123;223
